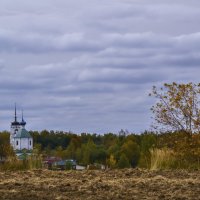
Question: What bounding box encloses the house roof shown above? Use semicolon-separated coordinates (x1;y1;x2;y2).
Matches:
14;128;32;138
53;160;76;166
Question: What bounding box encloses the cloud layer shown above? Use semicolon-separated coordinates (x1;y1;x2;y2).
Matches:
0;0;200;133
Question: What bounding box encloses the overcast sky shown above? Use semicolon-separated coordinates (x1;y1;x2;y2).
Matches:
1;0;200;133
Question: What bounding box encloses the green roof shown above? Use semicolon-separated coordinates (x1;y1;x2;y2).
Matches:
14;128;32;138
16;149;33;154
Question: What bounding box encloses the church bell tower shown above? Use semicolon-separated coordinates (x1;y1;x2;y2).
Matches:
10;104;21;147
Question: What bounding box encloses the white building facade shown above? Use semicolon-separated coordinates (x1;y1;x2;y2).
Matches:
10;106;33;151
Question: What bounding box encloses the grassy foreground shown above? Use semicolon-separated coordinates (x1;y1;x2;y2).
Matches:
0;169;199;200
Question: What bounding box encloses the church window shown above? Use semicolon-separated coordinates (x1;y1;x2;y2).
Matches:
30;140;31;146
16;141;18;146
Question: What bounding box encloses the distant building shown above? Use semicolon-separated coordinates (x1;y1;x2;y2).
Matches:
10;105;33;151
43;157;77;170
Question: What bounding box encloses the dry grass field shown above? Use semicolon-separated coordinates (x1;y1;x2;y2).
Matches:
0;169;199;200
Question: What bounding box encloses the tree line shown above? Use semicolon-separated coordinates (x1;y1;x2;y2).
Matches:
1;129;200;169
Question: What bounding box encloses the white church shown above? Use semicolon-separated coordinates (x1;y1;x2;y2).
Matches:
10;105;33;151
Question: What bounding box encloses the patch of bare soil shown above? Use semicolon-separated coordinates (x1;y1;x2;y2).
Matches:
0;169;199;200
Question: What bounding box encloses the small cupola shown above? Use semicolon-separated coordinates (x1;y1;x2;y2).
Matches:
20;110;26;127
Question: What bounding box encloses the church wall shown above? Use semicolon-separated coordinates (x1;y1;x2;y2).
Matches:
13;138;33;150
13;138;20;150
10;125;21;146
29;138;33;149
20;138;31;150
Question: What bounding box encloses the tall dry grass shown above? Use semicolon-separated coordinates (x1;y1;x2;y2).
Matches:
0;155;43;171
150;148;176;170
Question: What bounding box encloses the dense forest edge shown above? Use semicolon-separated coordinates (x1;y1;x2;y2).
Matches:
1;129;200;171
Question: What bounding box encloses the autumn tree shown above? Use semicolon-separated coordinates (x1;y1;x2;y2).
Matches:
150;82;200;136
107;154;117;169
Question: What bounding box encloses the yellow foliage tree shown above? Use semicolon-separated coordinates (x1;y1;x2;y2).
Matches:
107;154;117;169
150;82;200;136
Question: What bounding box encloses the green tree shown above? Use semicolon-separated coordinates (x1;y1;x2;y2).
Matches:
64;139;77;159
150;82;200;135
118;154;130;169
75;148;82;163
93;146;107;164
81;139;96;165
55;146;63;158
121;140;140;167
107;143;121;161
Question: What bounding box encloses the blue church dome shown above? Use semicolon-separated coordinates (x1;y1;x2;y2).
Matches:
11;121;20;126
20;110;26;126
20;119;26;126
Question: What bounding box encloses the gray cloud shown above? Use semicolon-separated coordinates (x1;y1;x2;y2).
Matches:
0;0;200;133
